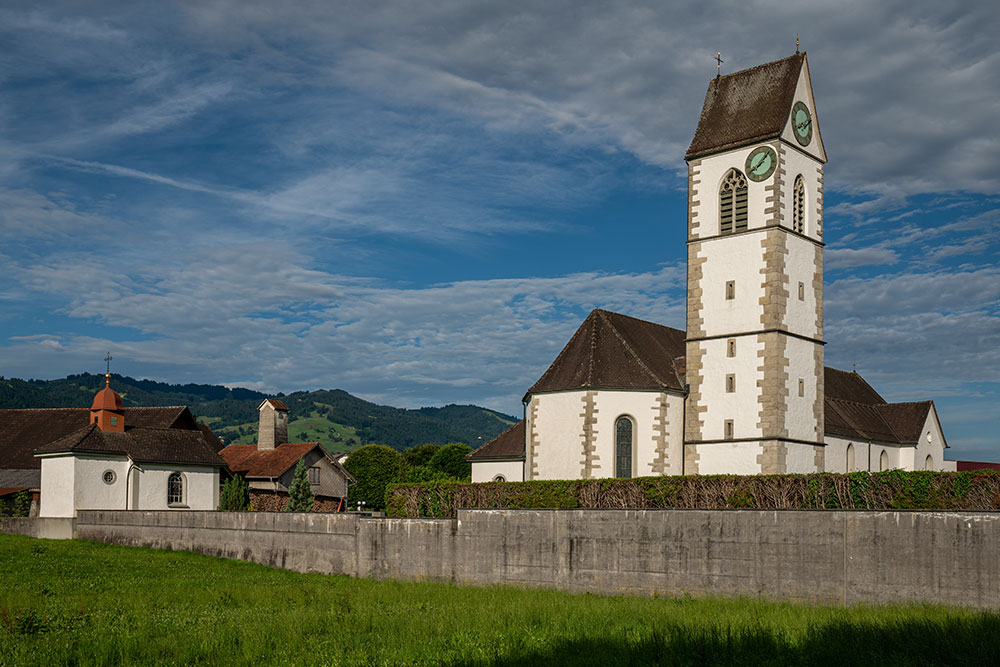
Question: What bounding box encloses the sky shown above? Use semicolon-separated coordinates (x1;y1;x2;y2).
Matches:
0;2;998;459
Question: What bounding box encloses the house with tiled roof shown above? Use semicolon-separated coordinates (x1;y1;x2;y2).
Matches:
219;399;353;512
0;374;226;517
469;52;954;482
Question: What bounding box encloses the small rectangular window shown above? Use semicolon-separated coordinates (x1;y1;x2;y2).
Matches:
726;374;736;393
727;339;736;357
725;281;735;300
110;416;117;427
724;420;734;440
308;466;320;485
798;378;805;397
798;281;805;301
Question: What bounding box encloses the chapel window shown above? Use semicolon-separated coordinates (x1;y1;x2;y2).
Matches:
925;455;933;471
720;169;748;234
846;444;855;472
615;417;633;478
793;175;805;233
879;450;889;472
167;472;184;506
492;474;507;483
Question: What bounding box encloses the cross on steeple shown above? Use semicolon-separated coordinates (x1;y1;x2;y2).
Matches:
796;34;800;54
104;352;112;385
715;51;724;78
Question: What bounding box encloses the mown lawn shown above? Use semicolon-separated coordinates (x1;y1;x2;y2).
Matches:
0;533;997;666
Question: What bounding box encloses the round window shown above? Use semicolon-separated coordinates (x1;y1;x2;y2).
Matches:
493;474;506;482
103;470;116;485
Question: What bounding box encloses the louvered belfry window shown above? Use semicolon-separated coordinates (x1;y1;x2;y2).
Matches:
793;175;805;233
720;169;748;234
615;417;633;478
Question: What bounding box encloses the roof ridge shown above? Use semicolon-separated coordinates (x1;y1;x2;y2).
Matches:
714;52;803;82
599;311;669;387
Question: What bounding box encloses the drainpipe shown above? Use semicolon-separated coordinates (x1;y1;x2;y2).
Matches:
681;384;689;476
125;458;139;510
522;396;529;481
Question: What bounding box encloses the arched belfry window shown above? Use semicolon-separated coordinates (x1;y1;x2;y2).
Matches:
615;417;633;478
167;472;184;506
719;169;748;234
793;175;805;233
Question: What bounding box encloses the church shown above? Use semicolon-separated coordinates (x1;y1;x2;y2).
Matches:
468;52;951;482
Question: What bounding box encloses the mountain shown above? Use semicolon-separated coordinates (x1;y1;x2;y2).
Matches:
0;374;517;453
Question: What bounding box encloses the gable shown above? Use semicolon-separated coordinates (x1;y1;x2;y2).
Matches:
468;420;525;460
778;55;827;162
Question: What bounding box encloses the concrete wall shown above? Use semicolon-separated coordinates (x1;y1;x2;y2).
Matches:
0;517;75;539
70;508;1000;609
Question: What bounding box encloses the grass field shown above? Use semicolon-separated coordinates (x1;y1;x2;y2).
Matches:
1;534;997;666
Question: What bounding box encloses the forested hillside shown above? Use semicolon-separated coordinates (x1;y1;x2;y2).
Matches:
0;374;516;452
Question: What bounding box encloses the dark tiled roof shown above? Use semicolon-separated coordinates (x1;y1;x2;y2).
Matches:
468;420;525;460
824;368;886;404
0;407;193;471
529;309;686;394
261;399;289;411
824;398;932;445
219;442;319;478
35;424;227;466
878;401;934;443
686;53;804;159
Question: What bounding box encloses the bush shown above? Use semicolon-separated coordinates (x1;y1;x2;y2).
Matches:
345;445;403;510
218;475;250;511
428;443;473;480
385;471;1000;518
285;457;314;512
12;491;31;518
401;465;452;484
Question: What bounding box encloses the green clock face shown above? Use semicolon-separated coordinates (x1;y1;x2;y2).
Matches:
792;101;812;146
745;145;777;182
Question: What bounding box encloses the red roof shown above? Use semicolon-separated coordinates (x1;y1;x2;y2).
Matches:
956;461;1000;472
90;385;124;411
219;442;319;478
260;399;289;411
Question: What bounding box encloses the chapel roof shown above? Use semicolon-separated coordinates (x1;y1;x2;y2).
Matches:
34;423;227;466
686;53;805;160
528;309;687;395
467;420;525;461
0;406;197;471
219;442;353;481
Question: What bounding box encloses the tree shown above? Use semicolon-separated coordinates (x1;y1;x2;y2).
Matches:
344;444;403;510
218;475;250;511
429;443;473;480
403;443;442;469
285;457;314;512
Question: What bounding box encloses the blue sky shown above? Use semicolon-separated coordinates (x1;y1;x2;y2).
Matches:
1;2;998;459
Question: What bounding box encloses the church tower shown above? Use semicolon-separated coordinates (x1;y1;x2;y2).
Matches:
683;53;826;473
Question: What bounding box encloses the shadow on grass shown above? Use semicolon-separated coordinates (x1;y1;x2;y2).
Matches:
450;615;1000;666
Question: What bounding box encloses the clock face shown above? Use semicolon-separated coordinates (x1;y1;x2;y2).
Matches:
745;145;777;182
792;101;812;146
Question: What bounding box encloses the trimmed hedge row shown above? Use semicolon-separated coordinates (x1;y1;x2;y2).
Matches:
385;470;1000;518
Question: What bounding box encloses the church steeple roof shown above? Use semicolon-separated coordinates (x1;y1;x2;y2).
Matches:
686;53;806;160
90;374;124;412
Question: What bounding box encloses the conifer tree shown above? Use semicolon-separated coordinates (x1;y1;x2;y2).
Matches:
285;457;314;512
218;474;250;511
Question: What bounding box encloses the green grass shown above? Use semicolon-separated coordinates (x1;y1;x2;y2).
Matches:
213;412;364;451
1;534;998;665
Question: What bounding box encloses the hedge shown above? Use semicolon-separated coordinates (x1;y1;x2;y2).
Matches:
385;470;1000;518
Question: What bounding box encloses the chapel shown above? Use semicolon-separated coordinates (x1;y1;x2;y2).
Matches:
468;52;951;482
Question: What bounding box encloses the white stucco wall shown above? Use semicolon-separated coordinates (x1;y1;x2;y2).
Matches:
783;234;821;338
692;442;763;474
72;455;131;512
784;442;819;473
694;234;767;338
38;456;77;518
134;464;219;510
784;336;820;442
914;408;948;471
530;389;684;480
690;145;772;240
699;336;765;441
471;460;525;483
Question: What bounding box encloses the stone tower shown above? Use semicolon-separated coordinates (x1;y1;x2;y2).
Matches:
257;398;289;451
683;53;827;474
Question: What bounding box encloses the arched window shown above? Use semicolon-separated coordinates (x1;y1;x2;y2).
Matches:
492;474;506;482
925;455;933;471
793;175;805;233
719;169;748;234
167;472;184;506
846;444;855;472
879;450;889;472
615;416;633;478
